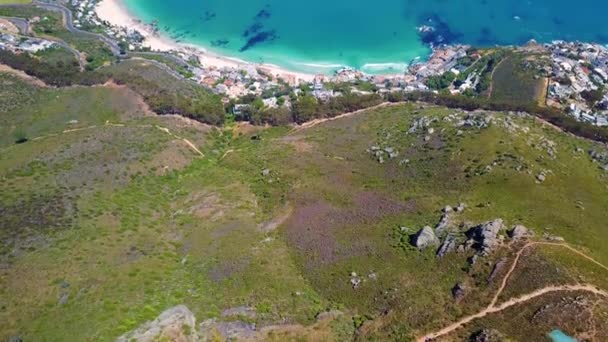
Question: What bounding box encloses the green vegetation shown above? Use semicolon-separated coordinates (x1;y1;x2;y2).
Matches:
475;50;509;95
0;0;31;4
0;73;324;340
130;53;195;79
0;71;38;113
55;32;115;70
490;53;548;106
1;6;608;339
2;71;608;340
0;6;114;69
0;6;53;20
100;59;225;125
388;91;608;143
0;72;146;146
426;71;456;90
581;88;605;107
0;48;95;86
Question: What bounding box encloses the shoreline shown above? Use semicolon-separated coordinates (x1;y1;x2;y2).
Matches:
94;0;415;82
95;0;319;82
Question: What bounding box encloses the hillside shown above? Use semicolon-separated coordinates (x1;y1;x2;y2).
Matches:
2;68;608;341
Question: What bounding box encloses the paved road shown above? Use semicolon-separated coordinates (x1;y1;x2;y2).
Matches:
130;56;186;81
0;12;84;70
133;51;191;68
32;0;121;55
0;15;29;34
0;1;121;56
1;1;201;83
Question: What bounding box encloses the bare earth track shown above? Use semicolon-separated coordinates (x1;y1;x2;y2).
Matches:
418;242;608;341
0;121;204;157
289;102;396;133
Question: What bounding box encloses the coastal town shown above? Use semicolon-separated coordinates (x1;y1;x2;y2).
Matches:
546;41;608;126
0;32;55;53
1;0;608;128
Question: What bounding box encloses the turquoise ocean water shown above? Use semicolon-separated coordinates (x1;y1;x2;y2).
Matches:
122;0;608;74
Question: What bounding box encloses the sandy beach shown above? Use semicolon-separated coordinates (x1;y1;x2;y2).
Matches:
95;0;314;82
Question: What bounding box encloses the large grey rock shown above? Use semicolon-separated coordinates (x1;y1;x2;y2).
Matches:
436;233;457;257
116;305;197;342
470;328;507;342
452;282;467;302
349;272;361;289
536;173;546;183
457;114;492;129
466;219;505;255
509;225;532;240
434;213;451;236
487;257;508;284
221;306;257;319
199;319;256;342
412;226;440;249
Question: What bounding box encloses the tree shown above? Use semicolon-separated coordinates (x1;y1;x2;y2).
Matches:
292;95;319;123
426;71;456;90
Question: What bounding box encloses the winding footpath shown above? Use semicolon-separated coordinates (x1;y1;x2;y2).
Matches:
1;120;204;158
417;242;608;341
289;102;397;133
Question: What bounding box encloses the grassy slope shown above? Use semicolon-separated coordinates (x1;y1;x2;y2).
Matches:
490;52;548;106
0;0;31;4
0;74;147;145
262;105;608;339
1;72;608;340
0;72;325;340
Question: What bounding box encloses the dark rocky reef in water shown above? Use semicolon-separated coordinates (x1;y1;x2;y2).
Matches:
417;13;463;46
239;30;278;52
239;5;278;52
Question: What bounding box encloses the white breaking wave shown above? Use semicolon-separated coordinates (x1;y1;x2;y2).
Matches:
361;62;409;72
295;62;347;69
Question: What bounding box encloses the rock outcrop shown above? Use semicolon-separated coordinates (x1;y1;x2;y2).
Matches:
487;257;508;284
221;306;257;319
116;305;197;342
509;225;532;240
199;320;256;342
457;113;493;129
434;212;451;236
465;219;505;255
436;233;458;257
451;282;467;302
412;226;440;249
350;272;362;289
469;328;507;342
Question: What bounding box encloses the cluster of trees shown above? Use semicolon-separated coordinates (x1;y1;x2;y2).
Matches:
104;69;225;125
475;52;507;94
0;50;102;86
581;88;605;108
0;49;225;125
233;92;384;126
426;71;456;90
